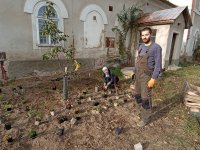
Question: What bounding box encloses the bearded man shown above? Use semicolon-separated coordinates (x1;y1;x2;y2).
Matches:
134;27;162;127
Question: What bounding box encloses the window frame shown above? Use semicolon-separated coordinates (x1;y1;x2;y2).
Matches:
36;5;59;45
32;2;64;48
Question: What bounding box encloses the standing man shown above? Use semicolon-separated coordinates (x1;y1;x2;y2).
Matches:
134;27;162;127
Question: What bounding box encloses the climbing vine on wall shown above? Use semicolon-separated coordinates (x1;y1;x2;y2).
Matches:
112;5;143;60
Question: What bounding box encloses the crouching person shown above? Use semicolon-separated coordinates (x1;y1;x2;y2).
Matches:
102;66;119;90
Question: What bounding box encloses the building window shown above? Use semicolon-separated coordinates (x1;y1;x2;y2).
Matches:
37;6;59;45
93;16;97;21
24;0;69;49
109;6;113;12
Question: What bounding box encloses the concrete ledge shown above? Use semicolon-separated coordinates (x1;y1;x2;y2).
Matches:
7;59;96;79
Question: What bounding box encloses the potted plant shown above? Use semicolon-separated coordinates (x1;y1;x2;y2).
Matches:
4;123;11;130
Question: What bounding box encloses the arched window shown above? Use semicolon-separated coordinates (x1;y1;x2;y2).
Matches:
24;0;69;49
37;6;59;44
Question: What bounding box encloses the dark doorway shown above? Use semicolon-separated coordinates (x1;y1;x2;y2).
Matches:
169;33;177;65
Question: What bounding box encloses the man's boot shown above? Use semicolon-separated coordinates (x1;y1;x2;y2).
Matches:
142;99;151;109
137;99;152;127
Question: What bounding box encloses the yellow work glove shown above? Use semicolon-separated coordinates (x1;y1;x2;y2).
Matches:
147;78;156;88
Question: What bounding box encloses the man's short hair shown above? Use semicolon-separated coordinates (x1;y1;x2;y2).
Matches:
140;27;152;35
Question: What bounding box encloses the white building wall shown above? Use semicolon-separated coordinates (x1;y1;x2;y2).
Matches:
166;14;185;66
186;0;200;58
152;25;171;68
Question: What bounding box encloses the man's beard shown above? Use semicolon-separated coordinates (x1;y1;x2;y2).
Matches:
142;38;151;44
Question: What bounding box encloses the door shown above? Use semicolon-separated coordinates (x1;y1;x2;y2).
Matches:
169;33;177;65
84;11;104;48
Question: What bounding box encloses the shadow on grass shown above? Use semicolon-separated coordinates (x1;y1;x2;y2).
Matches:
150;93;183;123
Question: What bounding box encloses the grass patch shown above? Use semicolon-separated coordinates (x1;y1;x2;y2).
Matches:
19;99;27;104
28;110;42;118
153;66;200;102
184;115;200;137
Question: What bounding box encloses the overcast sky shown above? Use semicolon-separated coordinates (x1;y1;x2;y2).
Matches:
169;0;192;9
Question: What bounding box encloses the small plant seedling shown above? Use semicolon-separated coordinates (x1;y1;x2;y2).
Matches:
29;129;37;139
19;99;27;104
28;110;39;118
